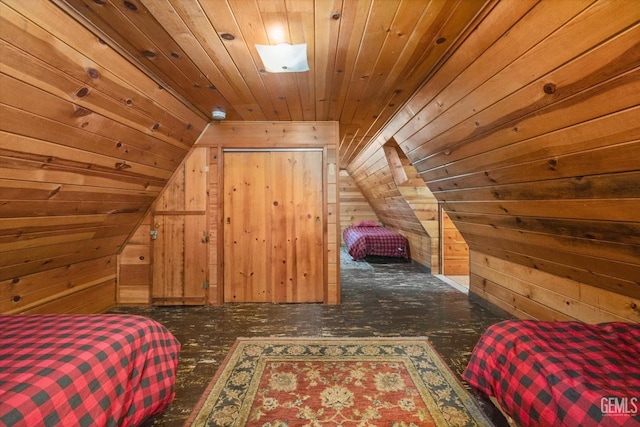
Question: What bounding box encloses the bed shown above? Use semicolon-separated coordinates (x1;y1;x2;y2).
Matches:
463;319;640;427
343;221;410;261
0;313;181;427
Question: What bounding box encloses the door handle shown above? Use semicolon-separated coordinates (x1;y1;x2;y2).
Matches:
226;217;231;224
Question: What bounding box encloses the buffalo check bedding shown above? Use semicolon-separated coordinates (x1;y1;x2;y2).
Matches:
343;224;409;260
463;320;640;427
0;314;181;427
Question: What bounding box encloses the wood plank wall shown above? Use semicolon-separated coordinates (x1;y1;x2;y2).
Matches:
349;0;640;323
201;122;341;305
339;170;379;243
118;147;210;305
1;1;205;314
117;213;151;304
118;121;340;305
442;210;469;276
347;145;436;270
1;256;116;314
472;252;639;323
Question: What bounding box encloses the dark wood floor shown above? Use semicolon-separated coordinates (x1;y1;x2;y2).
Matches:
111;255;511;426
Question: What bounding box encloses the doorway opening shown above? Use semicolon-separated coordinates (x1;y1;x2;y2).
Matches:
437;205;469;293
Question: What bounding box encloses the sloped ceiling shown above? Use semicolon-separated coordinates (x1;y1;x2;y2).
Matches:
2;0;491;285
2;0;638;317
53;0;491;166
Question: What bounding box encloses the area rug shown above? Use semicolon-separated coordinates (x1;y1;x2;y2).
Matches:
185;337;492;426
340;247;373;270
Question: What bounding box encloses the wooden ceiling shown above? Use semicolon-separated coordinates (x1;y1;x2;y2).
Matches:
54;0;491;167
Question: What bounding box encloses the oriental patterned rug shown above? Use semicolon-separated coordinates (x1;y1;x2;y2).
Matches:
186;337;492;427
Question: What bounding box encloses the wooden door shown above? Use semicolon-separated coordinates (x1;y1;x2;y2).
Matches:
271;151;324;302
151;213;208;304
223;152;271;302
151;148;209;305
223;150;324;303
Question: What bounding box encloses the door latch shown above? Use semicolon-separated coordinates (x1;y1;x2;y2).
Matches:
150;230;158;240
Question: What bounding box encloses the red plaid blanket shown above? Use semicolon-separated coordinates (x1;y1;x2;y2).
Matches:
463;320;640;427
343;225;409;260
0;314;180;427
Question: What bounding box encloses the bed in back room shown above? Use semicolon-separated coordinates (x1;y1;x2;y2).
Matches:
343;221;410;262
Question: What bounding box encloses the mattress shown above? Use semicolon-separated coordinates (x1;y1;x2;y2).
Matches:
0;314;181;427
343;224;409;260
463;320;640;427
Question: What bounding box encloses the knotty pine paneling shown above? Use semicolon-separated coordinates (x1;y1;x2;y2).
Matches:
117;213;151;305
325;145;340;305
1;1;205;313
339;169;379;243
471;252;640;324
24;278;116;315
348;147;435;270
350;1;640;320
442;211;469;276
52;0;490;163
199;121;340;304
1;256;116;314
118;122;340;305
3;0;638;321
208;148;221;305
150;147;209;306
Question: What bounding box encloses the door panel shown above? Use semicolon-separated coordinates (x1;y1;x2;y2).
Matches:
271;151;324;302
184;213;209;300
151;215;182;302
223;150;324;303
223;152;270;302
151;147;208;305
151;213;208;305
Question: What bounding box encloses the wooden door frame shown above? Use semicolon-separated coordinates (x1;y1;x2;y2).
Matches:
199;120;341;305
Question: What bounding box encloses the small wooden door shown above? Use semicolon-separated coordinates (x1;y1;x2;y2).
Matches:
151;147;209;305
223;150;324;303
151;212;208;304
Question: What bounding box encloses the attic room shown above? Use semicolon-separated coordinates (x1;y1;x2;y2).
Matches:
1;0;639;426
